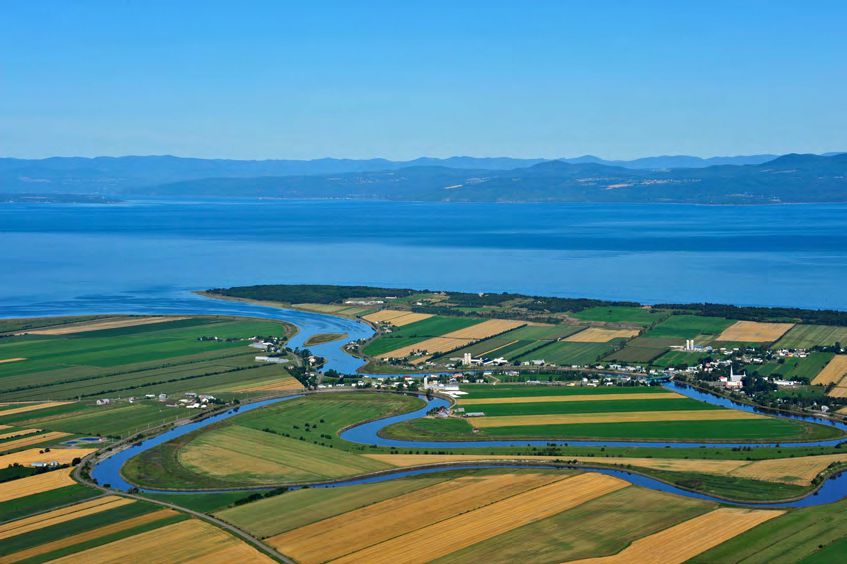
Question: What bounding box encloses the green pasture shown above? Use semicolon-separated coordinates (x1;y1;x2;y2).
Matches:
749;352;834;381
516;341;617;365
465;398;721;417
645;315;734;339
776;324;847;349
570;306;670;326
459;384;669;399
362;316;483;356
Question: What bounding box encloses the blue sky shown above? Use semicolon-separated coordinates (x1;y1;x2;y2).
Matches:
2;1;845;160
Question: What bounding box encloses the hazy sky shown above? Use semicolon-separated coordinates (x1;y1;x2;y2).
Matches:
2;1;846;160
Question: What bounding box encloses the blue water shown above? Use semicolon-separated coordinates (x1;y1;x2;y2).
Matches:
2;199;847;310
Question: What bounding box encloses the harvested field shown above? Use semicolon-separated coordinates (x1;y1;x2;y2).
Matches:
24;316;185;335
0;508;179;563
0;358;25;364
568;507;784;563
330;473;629;564
565;328;640;343
365;453;847;485
269;472;564;562
0;496;134;540
0;402;72;417
47;518;276;564
470;409;762;428
776;324;847;349
0;468;77;503
0;447;94;468
377;319;524;358
812;355;847;385
0;429;39;441
231;376;304;393
363;310;433;327
458;392;682;405
0;431;70;453
717;321;794;343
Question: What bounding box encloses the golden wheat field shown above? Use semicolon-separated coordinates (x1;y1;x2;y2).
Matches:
458;392;682;405
0;468;78;503
0;358;26;364
378;319;524;358
330;473;629;564
0;447;93;468
0;428;40;441
0;509;180;564
565;327;641;342
269;472;563;562
233;376;304;393
0;402;72;417
47;518;276;564
363;309;432;326
717;321;794;343
0;431;70;453
470;409;761;428
0;496;134;540
567;507;784;564
24;316;185;335
813;355;847;385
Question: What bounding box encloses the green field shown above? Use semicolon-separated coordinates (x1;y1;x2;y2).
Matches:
0;484;101;523
458;384;671;399
691;496;847;563
447;324;583;360
464;398;721;417
651;349;712;368
0;316;291;401
749;352;834;381
515;340;619;365
645;314;734;339
604;336;679;363
123;393;423;489
776;324;847;349
361;316;483;356
570;306;670;326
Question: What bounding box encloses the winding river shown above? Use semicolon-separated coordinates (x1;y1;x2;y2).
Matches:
75;293;847;508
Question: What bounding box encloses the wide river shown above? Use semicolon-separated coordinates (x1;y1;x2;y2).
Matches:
2;199;847;311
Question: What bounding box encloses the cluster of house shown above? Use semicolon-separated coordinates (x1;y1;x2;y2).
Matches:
93;392;217;409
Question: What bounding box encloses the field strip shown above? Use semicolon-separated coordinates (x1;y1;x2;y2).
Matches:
0;358;26;364
717;321;794;343
47;518;276;564
470;409;763;428
564;328;640;343
0;402;72;417
0;429;40;441
364;453;847;485
0;468;77;503
0;447;94;469
565;507;784;564
812;355;847;385
0;496;134;540
0;431;70;453
331;473;629;564
378;319;525;358
458;392;682;405
362;309;416;323
387;312;435;326
24;316;186;335
269;472;565;562
0;508;179;564
231;377;305;393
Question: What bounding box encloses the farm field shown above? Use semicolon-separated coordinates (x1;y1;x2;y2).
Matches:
362;309;432;326
749;352;834;381
22;316;185;335
776;324;847;349
604;336;681;363
361;315;483;356
448;324;584;360
569;305;670;326
812;355;847;397
564;327;640;342
515;340;622;365
376;319;525;359
651;349;711;368
122;393;422;489
717;320;795;343
645;314;734;340
457;384;675;399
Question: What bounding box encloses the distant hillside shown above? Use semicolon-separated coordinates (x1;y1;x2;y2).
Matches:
125;153;847;204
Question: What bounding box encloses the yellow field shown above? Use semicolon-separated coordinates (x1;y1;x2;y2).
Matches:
0;431;70;453
365;452;847;485
458;392;682;405
231;376;304;393
0;496;134;540
0;509;179;564
564;328;641;343
48;518;276;564
331;473;629;564
0;468;77;503
470;409;762;428
0;428;39;441
568;507;784;563
363;309;433;326
25;316;185;335
0;358;26;364
378;319;524;358
717;321;794;343
0;401;72;417
0;447;94;468
270;472;563;562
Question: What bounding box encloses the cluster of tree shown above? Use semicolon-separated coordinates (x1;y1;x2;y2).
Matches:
655;302;847;327
208;284;416;304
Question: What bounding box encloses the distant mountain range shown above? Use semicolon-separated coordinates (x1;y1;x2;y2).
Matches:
1;152;845;203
